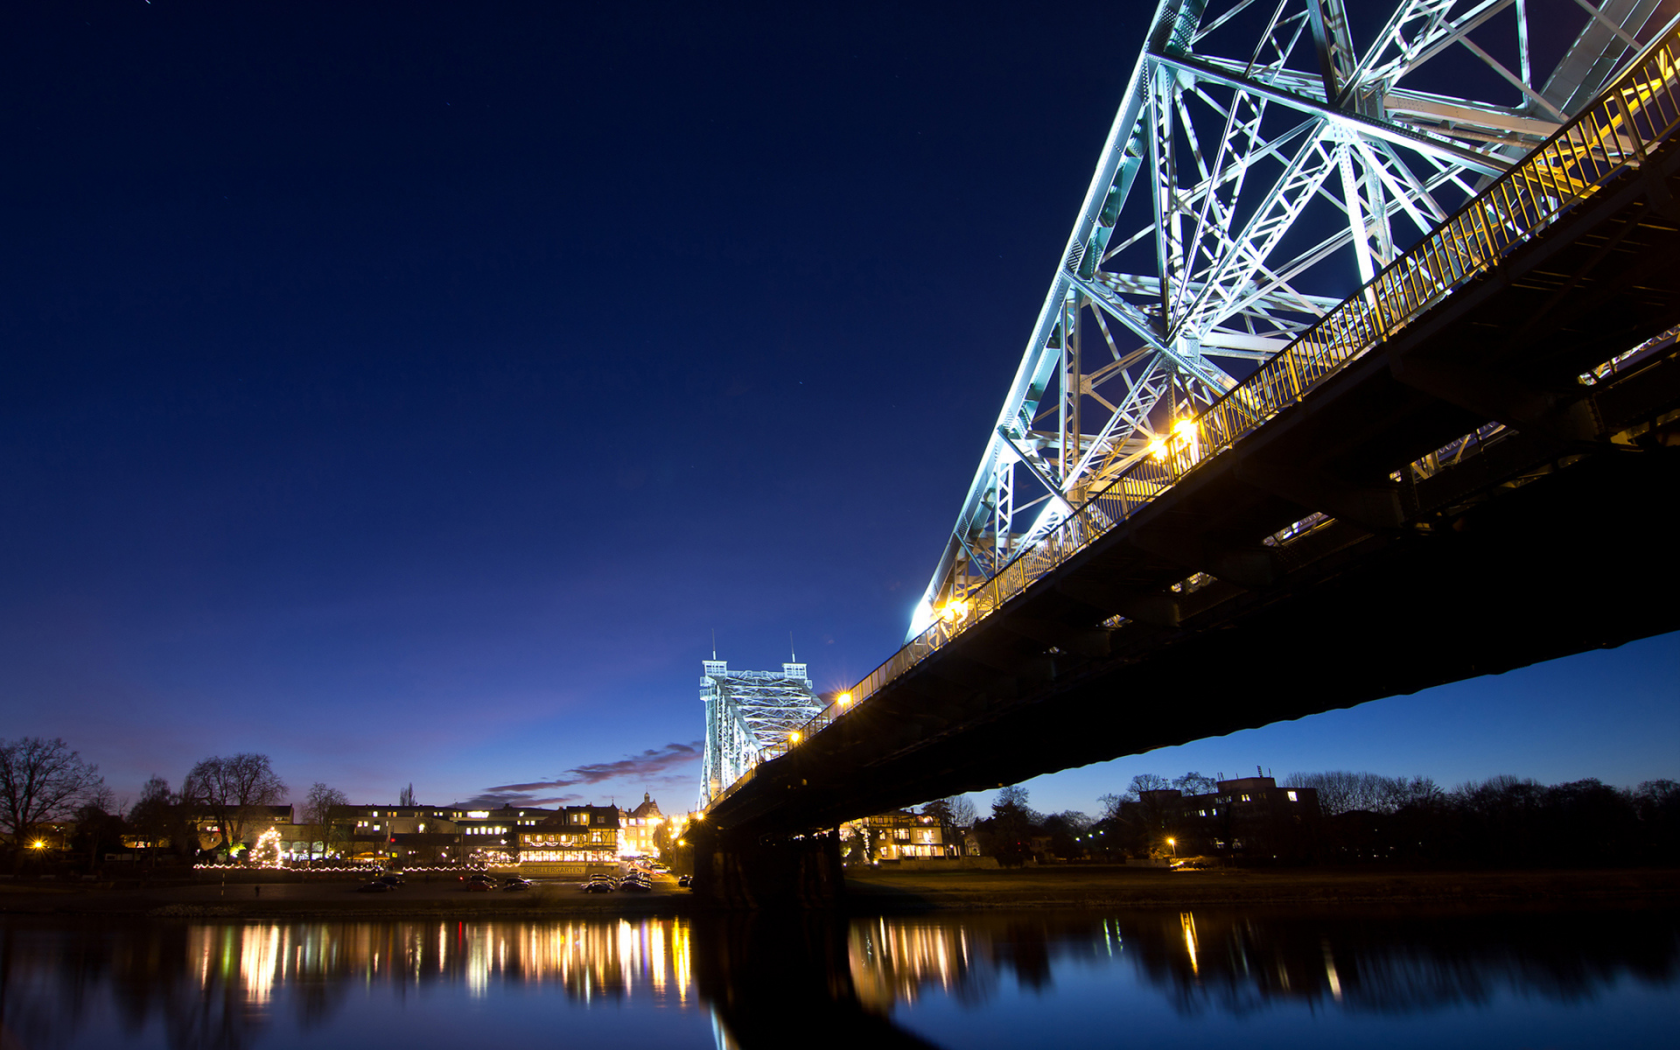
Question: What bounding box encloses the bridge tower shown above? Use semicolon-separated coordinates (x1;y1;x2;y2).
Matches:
911;0;1672;639
698;657;825;810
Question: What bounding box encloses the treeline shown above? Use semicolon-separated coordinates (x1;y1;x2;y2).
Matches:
952;771;1680;869
0;736;350;873
1318;774;1680;867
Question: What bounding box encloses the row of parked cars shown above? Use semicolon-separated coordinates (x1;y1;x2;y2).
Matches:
355;872;536;893
581;869;661;893
355;869;692;894
462;873;532;891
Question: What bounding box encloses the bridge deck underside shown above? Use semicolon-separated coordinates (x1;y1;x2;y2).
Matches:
712;145;1680;838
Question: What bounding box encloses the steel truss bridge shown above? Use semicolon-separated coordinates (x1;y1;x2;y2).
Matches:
699;0;1680;865
698;659;824;810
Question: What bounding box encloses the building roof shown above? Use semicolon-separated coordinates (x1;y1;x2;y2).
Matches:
630;792;662;819
532;805;621;830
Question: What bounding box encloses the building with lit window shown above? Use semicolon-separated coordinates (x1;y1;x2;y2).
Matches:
327;804;559;865
841;810;954;863
1123;777;1321;861
618;793;668;858
517;805;622;875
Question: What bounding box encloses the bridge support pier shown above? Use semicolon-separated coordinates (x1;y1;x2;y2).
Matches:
689;821;845;908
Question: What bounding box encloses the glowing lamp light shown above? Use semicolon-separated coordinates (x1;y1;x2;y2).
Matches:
788;731;802;746
837;691;853;707
31;840;45;850
1172;418;1197;437
937;599;970;623
1147;435;1168;459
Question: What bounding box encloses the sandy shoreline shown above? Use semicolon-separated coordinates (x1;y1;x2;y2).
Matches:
1;866;1673;921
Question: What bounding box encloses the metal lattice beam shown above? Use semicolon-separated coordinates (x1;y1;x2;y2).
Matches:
910;0;1664;639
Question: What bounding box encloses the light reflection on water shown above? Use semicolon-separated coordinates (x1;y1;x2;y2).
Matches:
0;907;1674;1049
176;918;694;1007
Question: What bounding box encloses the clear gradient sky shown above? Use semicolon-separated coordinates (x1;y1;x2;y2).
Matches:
2;1;1674;820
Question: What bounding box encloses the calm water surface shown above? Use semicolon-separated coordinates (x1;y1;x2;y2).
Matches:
2;906;1674;1049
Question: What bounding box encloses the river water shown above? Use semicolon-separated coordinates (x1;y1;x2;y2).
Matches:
1;906;1674;1049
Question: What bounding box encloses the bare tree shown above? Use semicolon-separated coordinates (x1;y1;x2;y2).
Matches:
302;782;349;862
1129;773;1173;795
127;775;177;863
1284;771;1440;815
994;784;1043;824
73;785;122;873
919;795;978;855
182;754;287;855
0;737;103;871
398;783;417;807
1097;793;1127;823
1173;772;1218;795
946;795;977;828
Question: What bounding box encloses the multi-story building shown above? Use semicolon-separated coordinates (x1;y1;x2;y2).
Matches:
327;804;559;865
841;810;954;863
1121;776;1321;861
518;805;622;875
618;793;667;858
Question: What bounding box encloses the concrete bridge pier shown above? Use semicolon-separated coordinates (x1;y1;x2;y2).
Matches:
689;821;845;908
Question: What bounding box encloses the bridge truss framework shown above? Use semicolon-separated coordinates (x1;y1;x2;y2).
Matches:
911;0;1671;638
698;659;824;810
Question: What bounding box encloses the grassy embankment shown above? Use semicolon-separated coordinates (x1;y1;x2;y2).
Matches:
842;864;1680;911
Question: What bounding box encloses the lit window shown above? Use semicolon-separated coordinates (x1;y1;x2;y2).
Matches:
1287;791;1298;802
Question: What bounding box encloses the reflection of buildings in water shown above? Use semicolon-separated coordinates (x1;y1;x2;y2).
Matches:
6;907;1677;1050
844;909;1680;1020
184;918;695;1008
0;919;701;1050
850;919;976;1010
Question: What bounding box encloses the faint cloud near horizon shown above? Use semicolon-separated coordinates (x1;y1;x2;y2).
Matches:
465;741;701;808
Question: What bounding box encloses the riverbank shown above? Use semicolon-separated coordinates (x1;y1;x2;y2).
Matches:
842;865;1680;911
0;876;694;921
2;866;1674;920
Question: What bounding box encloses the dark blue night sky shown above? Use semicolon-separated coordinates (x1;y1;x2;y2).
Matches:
2;1;1673;816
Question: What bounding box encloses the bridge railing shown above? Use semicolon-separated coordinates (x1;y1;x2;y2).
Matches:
715;23;1680;803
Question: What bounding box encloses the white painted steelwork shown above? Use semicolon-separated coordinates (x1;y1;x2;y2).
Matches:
698;660;824;810
911;0;1668;638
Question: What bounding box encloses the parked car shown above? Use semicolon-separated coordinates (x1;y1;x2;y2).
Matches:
618;876;652;892
677;874;692;887
356;880;393;893
583;876;614;893
376;874;404;888
502;876;532;891
465;879;492;892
